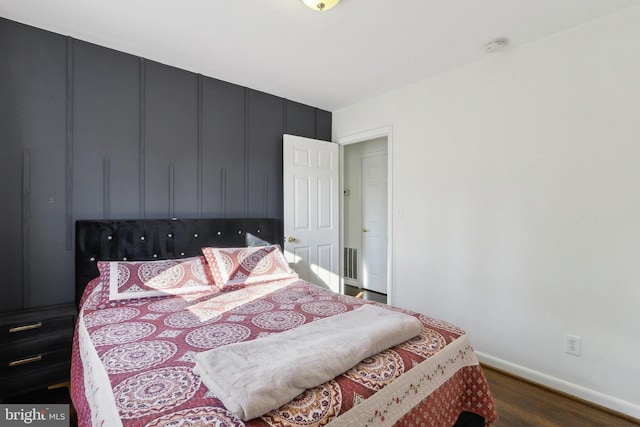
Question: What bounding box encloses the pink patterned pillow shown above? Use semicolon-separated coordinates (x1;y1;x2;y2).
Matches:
201;245;298;289
97;256;214;301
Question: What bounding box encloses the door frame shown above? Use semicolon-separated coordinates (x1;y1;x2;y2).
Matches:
337;125;394;305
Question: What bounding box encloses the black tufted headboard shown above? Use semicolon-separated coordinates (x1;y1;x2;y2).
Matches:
75;218;284;305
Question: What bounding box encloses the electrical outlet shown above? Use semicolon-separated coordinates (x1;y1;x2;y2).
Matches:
565;334;581;356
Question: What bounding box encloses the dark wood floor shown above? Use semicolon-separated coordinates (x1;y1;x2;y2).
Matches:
344;284;387;303
482;365;640;427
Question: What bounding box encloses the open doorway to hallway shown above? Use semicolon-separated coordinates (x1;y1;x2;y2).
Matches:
342;137;388;304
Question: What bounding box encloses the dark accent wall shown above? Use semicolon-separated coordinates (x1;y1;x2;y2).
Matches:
0;18;332;312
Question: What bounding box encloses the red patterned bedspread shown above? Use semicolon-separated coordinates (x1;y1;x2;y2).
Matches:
71;278;498;426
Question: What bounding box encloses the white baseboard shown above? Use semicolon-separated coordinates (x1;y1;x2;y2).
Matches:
475;351;640;420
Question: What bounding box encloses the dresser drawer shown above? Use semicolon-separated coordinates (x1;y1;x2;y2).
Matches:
0;303;76;399
1;315;75;360
0;349;72;397
1;345;72;375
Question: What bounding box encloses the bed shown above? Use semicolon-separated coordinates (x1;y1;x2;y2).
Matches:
70;218;498;426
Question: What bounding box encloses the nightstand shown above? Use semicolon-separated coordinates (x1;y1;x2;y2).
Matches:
0;303;77;400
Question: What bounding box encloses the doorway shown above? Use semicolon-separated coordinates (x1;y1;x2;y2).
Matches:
338;126;392;304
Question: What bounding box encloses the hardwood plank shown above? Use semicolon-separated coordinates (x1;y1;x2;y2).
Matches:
482;365;640;426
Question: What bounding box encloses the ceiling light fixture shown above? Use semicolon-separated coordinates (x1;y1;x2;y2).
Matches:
303;0;340;12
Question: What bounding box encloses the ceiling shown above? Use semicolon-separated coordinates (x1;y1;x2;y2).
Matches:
1;0;639;111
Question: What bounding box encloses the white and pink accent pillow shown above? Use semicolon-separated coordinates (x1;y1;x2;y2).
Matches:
201;245;298;289
97;256;214;301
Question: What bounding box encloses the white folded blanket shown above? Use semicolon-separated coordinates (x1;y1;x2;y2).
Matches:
193;304;423;421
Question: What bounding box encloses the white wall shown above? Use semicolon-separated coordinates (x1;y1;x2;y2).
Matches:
333;6;640;418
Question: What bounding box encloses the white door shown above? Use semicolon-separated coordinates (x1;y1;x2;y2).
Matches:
283;134;340;292
361;153;388;294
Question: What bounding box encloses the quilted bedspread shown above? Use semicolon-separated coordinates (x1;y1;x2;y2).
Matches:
71;277;498;426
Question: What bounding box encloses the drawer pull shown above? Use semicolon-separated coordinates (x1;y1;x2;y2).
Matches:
9;355;43;367
9;322;43;333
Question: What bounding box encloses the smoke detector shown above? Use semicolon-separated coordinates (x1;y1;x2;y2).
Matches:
485;38;508;53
